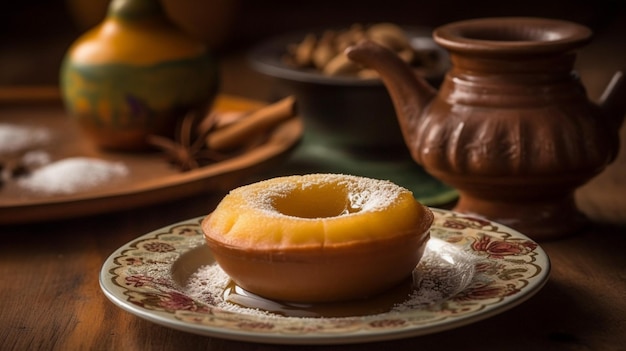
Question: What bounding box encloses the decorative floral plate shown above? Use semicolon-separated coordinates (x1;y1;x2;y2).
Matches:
99;208;550;345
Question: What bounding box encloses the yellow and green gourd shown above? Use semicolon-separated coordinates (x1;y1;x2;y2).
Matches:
60;0;219;151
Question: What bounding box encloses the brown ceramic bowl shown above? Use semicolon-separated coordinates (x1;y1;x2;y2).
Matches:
248;26;448;153
202;204;433;303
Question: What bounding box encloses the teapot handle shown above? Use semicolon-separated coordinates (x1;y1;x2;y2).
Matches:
599;71;626;130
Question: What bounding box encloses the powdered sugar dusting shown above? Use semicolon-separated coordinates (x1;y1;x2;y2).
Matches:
184;238;476;318
18;157;129;195
237;174;409;218
186;264;276;317
394;239;475;311
186;264;231;305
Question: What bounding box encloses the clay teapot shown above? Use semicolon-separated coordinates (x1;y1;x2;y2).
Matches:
346;17;626;240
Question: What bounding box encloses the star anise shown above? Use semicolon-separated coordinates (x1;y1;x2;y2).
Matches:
0;154;31;186
147;112;226;172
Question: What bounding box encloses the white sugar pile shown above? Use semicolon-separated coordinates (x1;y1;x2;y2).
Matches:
21;150;51;168
0;123;52;155
18;157;129;195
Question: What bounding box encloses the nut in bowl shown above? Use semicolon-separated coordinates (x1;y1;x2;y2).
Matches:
249;23;449;152
201;173;434;303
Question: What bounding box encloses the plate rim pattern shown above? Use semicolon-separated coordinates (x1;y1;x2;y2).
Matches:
99;208;550;344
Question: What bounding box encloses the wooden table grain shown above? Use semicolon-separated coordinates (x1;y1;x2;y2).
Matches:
1;184;625;351
2;17;626;350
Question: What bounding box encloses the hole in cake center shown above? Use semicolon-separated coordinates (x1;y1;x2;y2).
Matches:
272;184;360;218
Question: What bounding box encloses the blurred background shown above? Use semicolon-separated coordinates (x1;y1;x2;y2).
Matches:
1;0;624;101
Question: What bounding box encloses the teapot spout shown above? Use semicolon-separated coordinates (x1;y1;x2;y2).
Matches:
599;71;626;131
346;40;436;147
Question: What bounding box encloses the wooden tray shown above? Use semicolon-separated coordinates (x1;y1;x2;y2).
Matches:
0;87;302;224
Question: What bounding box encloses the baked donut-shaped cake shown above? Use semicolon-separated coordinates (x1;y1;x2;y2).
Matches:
202;173;433;303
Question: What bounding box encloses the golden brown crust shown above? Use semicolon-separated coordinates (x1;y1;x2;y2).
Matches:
203;173;427;249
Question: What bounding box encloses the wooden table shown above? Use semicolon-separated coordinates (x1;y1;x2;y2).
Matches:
2;26;626;351
1;103;625;351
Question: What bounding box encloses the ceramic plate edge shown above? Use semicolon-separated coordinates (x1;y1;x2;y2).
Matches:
99;209;551;345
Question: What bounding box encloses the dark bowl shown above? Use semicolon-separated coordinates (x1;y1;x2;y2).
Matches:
248;26;449;152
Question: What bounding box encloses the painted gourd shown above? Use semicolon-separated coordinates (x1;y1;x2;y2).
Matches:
60;0;219;151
